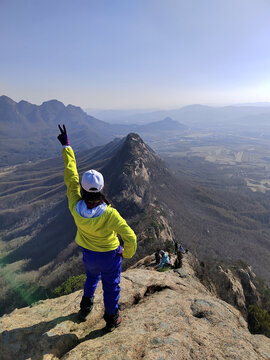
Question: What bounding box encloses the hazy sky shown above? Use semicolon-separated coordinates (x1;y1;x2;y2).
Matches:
1;0;270;109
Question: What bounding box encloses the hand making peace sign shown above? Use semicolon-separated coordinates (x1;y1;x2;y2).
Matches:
57;124;70;146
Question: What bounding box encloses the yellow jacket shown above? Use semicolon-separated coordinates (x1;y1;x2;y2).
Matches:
62;147;137;258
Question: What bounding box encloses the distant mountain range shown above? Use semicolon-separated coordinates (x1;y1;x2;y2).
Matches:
3;94;270;168
0;95;119;167
91;104;270;132
85;103;270;123
125;117;187;133
0;95;188;167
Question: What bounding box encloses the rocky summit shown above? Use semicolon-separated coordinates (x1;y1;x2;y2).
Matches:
0;254;269;360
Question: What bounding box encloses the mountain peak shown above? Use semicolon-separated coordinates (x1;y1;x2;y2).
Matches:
102;133;169;215
125;132;142;141
163;116;173;122
40;99;66;111
138;117;187;131
17;100;37;115
0;95;17;106
122;132;157;159
104;132;160;175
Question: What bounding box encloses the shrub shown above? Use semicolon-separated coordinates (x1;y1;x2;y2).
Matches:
52;274;86;297
248;305;270;337
164;239;174;253
158;223;165;231
157;267;170;272
230;259;250;275
234;259;250;270
253;277;270;313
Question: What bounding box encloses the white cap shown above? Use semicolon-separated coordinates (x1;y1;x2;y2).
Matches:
81;170;104;192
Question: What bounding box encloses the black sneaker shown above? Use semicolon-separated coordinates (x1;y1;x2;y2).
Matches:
78;296;94;321
103;311;121;332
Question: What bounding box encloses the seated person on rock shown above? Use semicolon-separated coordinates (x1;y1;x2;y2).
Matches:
155;250;171;270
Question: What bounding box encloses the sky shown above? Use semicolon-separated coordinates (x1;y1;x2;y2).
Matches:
1;0;270;109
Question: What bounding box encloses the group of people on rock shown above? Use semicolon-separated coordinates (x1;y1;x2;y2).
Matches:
154;241;188;271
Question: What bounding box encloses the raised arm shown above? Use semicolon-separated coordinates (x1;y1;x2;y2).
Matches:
111;209;137;259
57;124;81;212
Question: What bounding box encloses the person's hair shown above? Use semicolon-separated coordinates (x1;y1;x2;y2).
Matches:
81;188;111;206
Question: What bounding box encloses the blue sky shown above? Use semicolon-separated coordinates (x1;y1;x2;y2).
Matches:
1;0;270;109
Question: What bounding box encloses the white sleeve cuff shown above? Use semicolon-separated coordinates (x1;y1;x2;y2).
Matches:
63;145;71;148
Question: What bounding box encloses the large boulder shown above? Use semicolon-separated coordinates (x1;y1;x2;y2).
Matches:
0;255;269;360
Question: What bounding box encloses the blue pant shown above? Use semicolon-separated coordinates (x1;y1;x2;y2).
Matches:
82;246;122;315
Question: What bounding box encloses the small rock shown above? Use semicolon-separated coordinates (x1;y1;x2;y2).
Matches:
174;269;188;278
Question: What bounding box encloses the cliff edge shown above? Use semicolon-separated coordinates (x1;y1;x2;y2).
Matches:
0;254;269;360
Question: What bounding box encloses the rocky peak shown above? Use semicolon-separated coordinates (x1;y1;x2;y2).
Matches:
114;132;158;164
102;133;175;258
1;254;269;360
103;133;169;208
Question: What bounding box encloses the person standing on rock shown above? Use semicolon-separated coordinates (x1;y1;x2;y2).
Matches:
174;249;183;269
174;240;187;255
174;241;178;255
57;125;137;331
155;248;161;265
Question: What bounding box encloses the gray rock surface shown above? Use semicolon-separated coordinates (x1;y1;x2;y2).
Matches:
0;255;269;360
